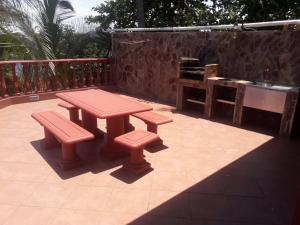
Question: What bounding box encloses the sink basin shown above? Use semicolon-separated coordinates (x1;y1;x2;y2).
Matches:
251;82;295;91
269;85;294;91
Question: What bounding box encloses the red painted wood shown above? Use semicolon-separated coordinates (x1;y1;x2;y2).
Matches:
0;64;8;98
56;89;153;159
23;63;30;94
31;111;94;144
58;101;77;110
88;62;94;86
115;130;159;149
56;89;152;119
63;62;70;89
81;62;86;87
72;62;78;89
11;63;20;95
133;111;173;125
55;62;61;90
96;62;101;85
33;63;41;93
43;62;51;91
115;130;158;174
0;58;111;95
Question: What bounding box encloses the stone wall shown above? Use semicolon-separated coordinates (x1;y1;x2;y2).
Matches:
112;31;300;103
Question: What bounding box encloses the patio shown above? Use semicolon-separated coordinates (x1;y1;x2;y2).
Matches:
0;91;299;225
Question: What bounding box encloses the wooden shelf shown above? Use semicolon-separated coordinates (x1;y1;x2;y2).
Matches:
186;98;206;105
216;99;236;105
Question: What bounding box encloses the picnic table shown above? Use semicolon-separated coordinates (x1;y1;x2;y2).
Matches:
56;89;152;158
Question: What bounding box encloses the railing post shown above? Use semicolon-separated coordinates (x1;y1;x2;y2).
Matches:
54;62;61;90
11;63;20;95
23;63;30;94
72;62;78;89
81;62;86;88
33;63;41;93
43;62;51;92
89;61;94;86
63;62;69;89
0;64;8;98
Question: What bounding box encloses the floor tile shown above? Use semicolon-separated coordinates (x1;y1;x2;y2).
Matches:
0;204;17;225
3;206;57;225
48;209;100;225
62;186;112;212
23;183;75;208
0;180;37;206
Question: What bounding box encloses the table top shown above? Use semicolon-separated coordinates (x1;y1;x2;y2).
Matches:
56;89;152;119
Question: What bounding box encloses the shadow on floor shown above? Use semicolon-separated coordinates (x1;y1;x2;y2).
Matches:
110;167;154;184
30;138;126;180
145;144;169;153
127;137;300;225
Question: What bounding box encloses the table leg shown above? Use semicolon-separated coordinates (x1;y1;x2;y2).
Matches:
124;115;135;132
101;115;129;159
81;110;104;138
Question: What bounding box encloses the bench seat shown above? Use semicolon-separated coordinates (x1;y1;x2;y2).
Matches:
132;111;173;146
58;101;81;125
32;111;94;170
115;130;159;174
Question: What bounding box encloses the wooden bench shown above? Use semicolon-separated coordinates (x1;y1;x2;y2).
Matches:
31;111;94;170
115;130;159;174
58;101;81;125
132;111;173;146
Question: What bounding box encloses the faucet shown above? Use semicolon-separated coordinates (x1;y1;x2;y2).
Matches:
262;67;272;86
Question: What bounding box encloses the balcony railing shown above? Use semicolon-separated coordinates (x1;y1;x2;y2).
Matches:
0;58;112;98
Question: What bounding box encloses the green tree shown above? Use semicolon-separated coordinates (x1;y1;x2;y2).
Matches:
57;25;111;59
87;0;300;28
86;0;210;28
211;0;300;23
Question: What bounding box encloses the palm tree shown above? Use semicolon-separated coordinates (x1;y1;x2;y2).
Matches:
0;0;74;59
34;0;74;57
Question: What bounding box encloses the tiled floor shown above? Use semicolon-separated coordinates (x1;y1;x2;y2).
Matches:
0;94;299;225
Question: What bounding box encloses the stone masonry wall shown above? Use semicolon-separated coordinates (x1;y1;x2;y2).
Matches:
112;31;300;103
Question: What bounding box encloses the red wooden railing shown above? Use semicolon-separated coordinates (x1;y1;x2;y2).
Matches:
0;58;112;98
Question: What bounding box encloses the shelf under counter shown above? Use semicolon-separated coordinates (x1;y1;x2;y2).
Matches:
186;98;206;105
216;99;236;105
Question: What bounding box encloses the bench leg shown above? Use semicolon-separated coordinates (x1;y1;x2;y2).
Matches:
123;147;151;174
124;115;135;132
59;143;82;170
146;123;163;146
69;109;81;125
43;128;60;149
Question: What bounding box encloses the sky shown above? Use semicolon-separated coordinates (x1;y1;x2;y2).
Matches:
71;0;104;19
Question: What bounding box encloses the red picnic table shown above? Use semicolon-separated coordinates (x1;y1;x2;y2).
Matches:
56;89;152;158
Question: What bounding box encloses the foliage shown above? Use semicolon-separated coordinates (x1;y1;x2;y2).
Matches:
211;0;300;23
87;0;213;28
87;0;300;28
57;25;111;59
0;33;31;60
0;0;75;59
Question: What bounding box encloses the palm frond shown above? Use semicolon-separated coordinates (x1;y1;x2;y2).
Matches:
58;0;74;11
